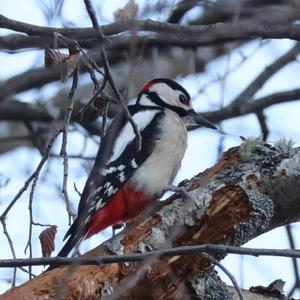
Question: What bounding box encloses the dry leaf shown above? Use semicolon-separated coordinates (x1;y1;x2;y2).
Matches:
44;48;68;67
39;225;57;258
44;45;81;82
61;50;80;82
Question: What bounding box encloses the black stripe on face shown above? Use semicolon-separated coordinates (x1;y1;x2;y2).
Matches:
145;91;187;117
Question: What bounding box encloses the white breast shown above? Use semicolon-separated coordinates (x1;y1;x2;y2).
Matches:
129;110;187;195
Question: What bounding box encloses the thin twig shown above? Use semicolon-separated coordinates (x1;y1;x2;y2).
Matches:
2;244;300;268
60;69;79;223
83;0;142;150
164;184;195;202
232;42;300;105
24;174;40;279
32;221;53;227
0;129;62;283
50;153;95;160
286;224;300;297
0;219;17;287
73;182;82;197
202;253;245;300
256;110;269;141
0;130;61;220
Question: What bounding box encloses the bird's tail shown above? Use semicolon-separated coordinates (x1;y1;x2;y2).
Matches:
57;236;78;257
46;236;79;271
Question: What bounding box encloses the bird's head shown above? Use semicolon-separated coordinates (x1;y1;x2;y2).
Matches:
136;78;217;130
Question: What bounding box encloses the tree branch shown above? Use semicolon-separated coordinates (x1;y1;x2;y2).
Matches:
1;244;300;268
232;42;300;105
1;14;300;50
1;85;299;127
205;88;300;122
1;143;300;299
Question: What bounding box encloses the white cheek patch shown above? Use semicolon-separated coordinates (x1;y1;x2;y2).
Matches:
108;110;157;164
147;83;192;110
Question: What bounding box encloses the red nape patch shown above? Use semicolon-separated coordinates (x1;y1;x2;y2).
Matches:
85;186;156;239
140;80;155;93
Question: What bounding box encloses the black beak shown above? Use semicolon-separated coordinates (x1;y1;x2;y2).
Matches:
184;109;217;131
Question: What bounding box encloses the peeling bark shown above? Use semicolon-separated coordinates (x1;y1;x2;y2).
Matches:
1;142;299;300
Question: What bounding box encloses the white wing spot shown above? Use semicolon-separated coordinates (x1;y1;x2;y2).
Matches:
106;186;117;197
101;167;116;176
101;165;125;176
131;159;138;168
96;199;105;210
93;187;102;199
104;182;111;189
117;172;125;182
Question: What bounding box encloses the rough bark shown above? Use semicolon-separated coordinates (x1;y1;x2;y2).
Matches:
1;140;299;300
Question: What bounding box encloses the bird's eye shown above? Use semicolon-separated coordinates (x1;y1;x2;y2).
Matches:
179;94;189;105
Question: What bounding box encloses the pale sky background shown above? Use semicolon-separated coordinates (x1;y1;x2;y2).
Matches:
0;0;300;296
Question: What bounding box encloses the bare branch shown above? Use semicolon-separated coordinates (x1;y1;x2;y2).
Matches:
0;12;300;39
205;88;300;123
202;253;245;300
60;70;78;221
2;14;300;51
83;0;142;150
0;129;60;219
1;244;300;269
232;42;300;105
2;144;300;299
0;219;17;287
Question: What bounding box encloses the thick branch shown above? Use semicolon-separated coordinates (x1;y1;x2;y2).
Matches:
232;42;300;104
1;15;300;49
2;87;299;126
0;50;122;101
205;88;300;122
0;100;54;122
1;143;300;299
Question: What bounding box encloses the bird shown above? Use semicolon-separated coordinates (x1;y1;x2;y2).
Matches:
56;78;216;259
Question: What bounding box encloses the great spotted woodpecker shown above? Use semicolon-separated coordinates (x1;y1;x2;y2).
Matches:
57;78;216;257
